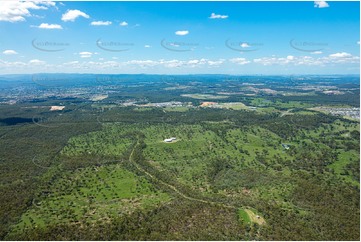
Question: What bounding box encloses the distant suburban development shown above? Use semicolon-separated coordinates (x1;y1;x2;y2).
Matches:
312;107;360;120
1;75;359;122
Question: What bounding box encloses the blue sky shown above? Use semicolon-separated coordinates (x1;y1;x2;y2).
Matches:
0;1;359;74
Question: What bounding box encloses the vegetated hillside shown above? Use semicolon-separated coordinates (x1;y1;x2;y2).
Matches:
0;75;359;240
1;104;359;240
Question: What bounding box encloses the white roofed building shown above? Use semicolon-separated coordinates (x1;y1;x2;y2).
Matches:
164;137;176;143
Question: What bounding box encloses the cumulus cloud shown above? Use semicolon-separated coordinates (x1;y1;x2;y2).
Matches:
314;1;329;8
329;52;352;58
175;30;189;36
3;50;18;55
162;59;184;68
61;9;89;22
207;59;225;66
1;54;358;73
37;23;63;29
187;59;208;67
0;1;55;22
122;58;224;68
252;53;359;66
254;56;315;66
29;59;46;65
209;13;228;19
91;21;112;26
240;43;250;48
127;60;159;67
79;51;93;58
229;58;250;65
119;21;128;26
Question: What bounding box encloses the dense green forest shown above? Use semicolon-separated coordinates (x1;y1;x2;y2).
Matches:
0;74;359;240
0;101;359;240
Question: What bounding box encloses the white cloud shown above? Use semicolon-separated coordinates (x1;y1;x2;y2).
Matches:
37;23;63;29
119;21;128;26
0;1;55;22
64;53;360;71
323;53;359;64
1;54;359;74
162;59;183;68
121;58;223;69
127;60;159;67
0;60;27;69
3;50;18;55
229;58;250;65
61;9;89;22
188;59;201;65
188;59;208;67
329;52;352;58
209;13;228;19
240;43;250;48
208;59;225;66
91;21;112;26
252;53;359;66
253;56;302;66
29;59;45;65
79;51;93;58
314;1;329;8
357;41;360;45
144;45;151;48
175;30;189;36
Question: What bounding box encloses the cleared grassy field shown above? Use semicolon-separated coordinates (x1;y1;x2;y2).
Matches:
163;106;190;112
250;97;313;109
61;127;133;157
245;209;266;225
328;150;359;185
238;209;251;224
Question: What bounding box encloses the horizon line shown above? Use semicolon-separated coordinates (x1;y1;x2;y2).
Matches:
0;73;360;76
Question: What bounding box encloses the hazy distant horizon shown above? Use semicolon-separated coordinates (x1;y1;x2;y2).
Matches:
0;73;360;77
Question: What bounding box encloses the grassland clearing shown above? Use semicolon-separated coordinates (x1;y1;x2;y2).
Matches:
244;209;266;225
238;209;251;224
163;106;190;112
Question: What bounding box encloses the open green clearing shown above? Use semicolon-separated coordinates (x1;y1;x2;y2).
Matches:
250;98;313;109
163;106;190;112
238;209;251;224
244;209;266;225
